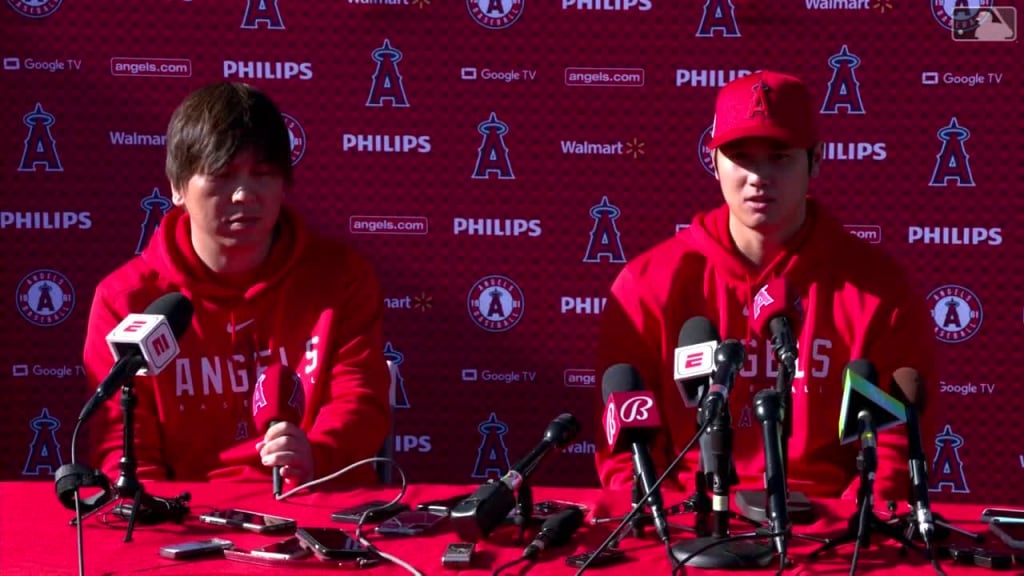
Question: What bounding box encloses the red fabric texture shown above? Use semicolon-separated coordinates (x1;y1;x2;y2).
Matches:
82;205;391;486
594;198;937;503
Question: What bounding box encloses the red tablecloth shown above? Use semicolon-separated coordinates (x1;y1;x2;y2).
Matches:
0;480;1011;575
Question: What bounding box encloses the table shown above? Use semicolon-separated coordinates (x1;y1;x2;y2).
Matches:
0;480;1011;575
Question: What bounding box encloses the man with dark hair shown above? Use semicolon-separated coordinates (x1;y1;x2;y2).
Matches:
84;82;391;486
594;71;936;502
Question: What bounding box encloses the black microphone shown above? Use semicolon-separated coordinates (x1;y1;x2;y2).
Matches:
522;506;584;559
451;413;579;542
857;410;878;475
701;339;744;424
704;340;744;538
754;388;788;557
79;293;193;423
601;364;670;544
891;368;935;546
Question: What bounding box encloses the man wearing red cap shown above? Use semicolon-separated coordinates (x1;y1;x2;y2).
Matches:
594;71;936;504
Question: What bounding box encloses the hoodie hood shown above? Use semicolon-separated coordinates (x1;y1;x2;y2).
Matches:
142;204;309;304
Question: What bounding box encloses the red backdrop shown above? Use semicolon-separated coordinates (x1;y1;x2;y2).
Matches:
1;0;1020;504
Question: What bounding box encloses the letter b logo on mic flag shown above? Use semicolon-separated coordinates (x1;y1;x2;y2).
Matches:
604;390;661;453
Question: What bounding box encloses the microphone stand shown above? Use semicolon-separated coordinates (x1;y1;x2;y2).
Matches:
670;401;773;569
111;382;190;542
809;447;920;561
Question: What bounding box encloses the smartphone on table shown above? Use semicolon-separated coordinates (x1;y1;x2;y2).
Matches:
198;508;296;533
332;500;410;523
980;507;1024;523
159;538;234;560
416;493;471;516
295;527;371;560
375;510;448;536
251;536;311;560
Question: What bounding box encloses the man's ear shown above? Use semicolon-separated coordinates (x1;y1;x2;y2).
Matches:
711;149;720;181
170;183;185;206
809;143;823;177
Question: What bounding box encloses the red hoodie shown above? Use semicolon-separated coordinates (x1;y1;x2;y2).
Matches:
83;205;391;485
594;198;936;502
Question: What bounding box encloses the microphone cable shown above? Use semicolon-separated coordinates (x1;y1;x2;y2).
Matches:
277;456;423;576
575;415;714;576
69;418;87;576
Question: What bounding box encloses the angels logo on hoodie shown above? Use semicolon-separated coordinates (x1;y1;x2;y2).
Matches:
135;188;172;255
583;196;626;263
929;424;970;494
19;103;63;172
821;45;865;115
471;412;511;481
696;0;740;37
241;0;285;29
472;112;515;180
22;408;63;476
383;341;409;408
928;117;975;187
367;39;409;108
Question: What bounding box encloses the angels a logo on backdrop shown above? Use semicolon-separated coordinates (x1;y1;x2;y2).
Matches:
18;103;62;172
22;408;62;476
929;117;975;187
136;188;172;255
7;0;62;18
696;0;740;38
281;113;306;166
468;275;525;332
241;0;285;30
467;0;525;30
383;341;410;409
16;269;74;327
471;412;511;480
583;196;626;264
698;124;715;175
927;284;982;343
929;424;970;494
931;0;994;32
821;45;865;115
472;112;515;180
367;39;409;108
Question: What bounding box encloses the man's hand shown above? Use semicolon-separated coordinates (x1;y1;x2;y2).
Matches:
256;421;314;486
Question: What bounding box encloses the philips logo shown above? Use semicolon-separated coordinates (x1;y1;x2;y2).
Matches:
908;227;1002;246
1;212;91;230
676;69;751;87
560;297;606;315
342;134;431;153
562;0;652;10
453;218;541;237
223;60;312;80
821;142;886;160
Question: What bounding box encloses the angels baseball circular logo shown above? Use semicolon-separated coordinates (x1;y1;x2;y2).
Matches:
931;0;993;31
927;284;982;343
7;0;63;18
467;0;524;30
282;113;306;166
698;124;715;176
468;275;524;332
16;269;75;327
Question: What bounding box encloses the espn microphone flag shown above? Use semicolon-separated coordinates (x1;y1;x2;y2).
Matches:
838;361;906;445
105;294;193;376
673;316;720;407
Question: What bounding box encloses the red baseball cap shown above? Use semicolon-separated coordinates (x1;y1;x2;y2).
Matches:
708;70;819;150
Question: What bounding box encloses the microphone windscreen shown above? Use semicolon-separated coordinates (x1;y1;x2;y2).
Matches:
678;316;720;348
252;364;305;430
544;413;580;447
891;367;925;408
144;292;193;339
601;363;643;403
750;278;798;336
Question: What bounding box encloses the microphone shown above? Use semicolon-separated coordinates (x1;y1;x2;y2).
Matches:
857;410;878;475
79;293;193;423
701;339;744;423
750;279;799;373
673;317;720;407
251;364;306;497
601;364;670;544
451;413;579;542
522;506;584;559
753;388;788;557
891;368;936;546
838;360;906;446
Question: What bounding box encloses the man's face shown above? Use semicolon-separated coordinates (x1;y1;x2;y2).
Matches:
171;149;286;254
714;137;820;236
